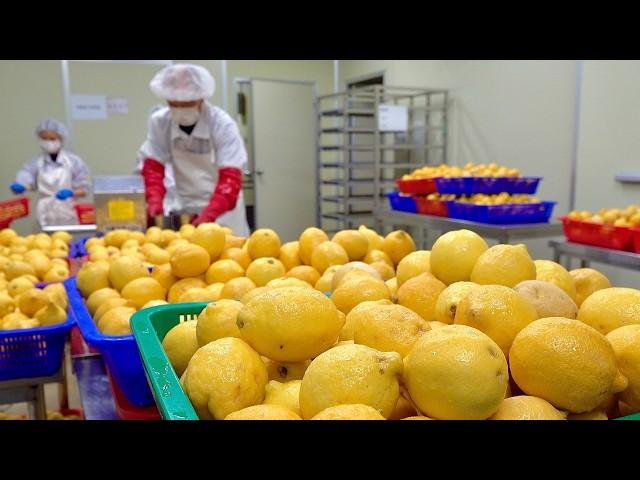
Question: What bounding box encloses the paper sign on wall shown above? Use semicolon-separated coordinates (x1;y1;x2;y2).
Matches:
71;95;107;120
107;97;129;115
378;104;408;132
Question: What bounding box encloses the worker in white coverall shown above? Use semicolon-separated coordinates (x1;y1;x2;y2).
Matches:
137;63;250;236
11;118;91;227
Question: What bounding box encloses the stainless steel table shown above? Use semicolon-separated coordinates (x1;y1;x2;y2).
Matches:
374;208;564;246
549;240;640;271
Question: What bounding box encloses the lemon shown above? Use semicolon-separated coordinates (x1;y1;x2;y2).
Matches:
401;416;432;420
144;247;170;265
332;230;369;261
278;241;302;271
396;250;431;287
160;229;179;247
43;265;70;283
121;277;166;309
220;277;256;300
177;288;219;303
162;320;199;377
225;404;301;420
382;230;416;266
310;404;385;420
196;299;244;346
299;344;403;419
330;261;381;291
263;380;302;416
569;268;612;306
331;273;391;315
245;257;286;287
98;306;136;336
89;248;109;262
167;277;207;303
7;277;35;298
144;227;162;244
151;263;178;291
24;252;51;279
104;229;129;248
577;287;640;334
429;230;488;285
298;227;329;265
385;278;398;299
4;260;36;280
0;292;16;318
606;325;640;410
311;241;349;274
396;272;446;322
238;287;344;362
284;265;320;286
314;268;340;294
220;247;251;270
205;282;225;300
340;300;392;341
17;289;50;317
178;223;195;240
389;395;418;420
509;317;627;413
367;261;394;281
403;325;508;420
363;249;394;267
567;410;608;420
141;300;168;309
261;357;310;383
454;285;538;356
434;281;479;324
0;229;18;246
489;396;567;420
109;256;149;292
1;312;30;330
247;228;281;259
470;244;536;288
169;244;210;278
182;337;268;419
94;298;136;325
266;277;310;289
358;225;384;252
514;280;578;319
534;260;577;301
34;301;67;326
191;223;226;261
352;303;430;357
121;239;140;250
205;259;244;284
240;286;273;304
224;234;246;250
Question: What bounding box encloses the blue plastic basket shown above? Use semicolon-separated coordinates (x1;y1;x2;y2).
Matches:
387;192;418;213
0;290;75;381
63;276;154;407
435;176;542;195
72;232;104;258
446;200;556;224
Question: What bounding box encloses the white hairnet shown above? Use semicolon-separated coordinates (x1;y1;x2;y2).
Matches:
35;118;68;141
150;64;216;102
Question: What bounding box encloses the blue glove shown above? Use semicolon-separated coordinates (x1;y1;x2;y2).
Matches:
10;182;25;194
55;189;74;200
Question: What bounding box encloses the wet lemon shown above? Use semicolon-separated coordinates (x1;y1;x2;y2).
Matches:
190;223;226;261
205;259;245;284
167;277;207;303
151;263;178;291
358;225;384;252
606;325;640;411
220;247;251;270
245;257;285;287
284;265;320;286
534;260;577;301
162;320;199;376
263;380;302;416
196;299;244;346
311;241;349;274
76;262;111;298
261;357;310;383
577;287;640;334
298;227;329;265
514;280;578;319
170;244;210;278
225;404;301;420
434;281;479;324
332;230;369;261
247;228;281;259
331;273;391;315
382;230;416;266
490;396;567;420
470;244;536;288
109;256;149;292
121;277;166;309
429;230;487;285
569;268;611;306
363;249;394;267
396;272;446;322
396;250;431;287
311;404;385;420
278;241;302;271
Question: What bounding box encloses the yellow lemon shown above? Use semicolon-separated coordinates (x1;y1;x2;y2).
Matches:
151;263;178;291
191;223;226;261
509;317;628;413
454;284;538;356
332;230;369;261
358;225;384;252
205;259;244;284
196;299;243;346
170;244;210;278
382;230;416;266
363;249;394;267
121;277;166;309
1;311;30;330
247;228;281;260
220;247;251;270
567;410;608;420
104;229;130;248
310;404;385;420
141;299;168;309
76;262;111;298
224;234;246;251
299;343;402;419
284;265;320;286
389;395;418;420
403;324;508;420
266;277;310;289
490;396;567;420
569;268;612;306
310;241;349;274
261;357;310;383
178;223;195;240
298;227;329;265
240;286;273;304
368;261;395;281
0;229;18;246
17;289;50;317
534;260;577;301
109;256;149;292
144;247;170;265
330;261;381;291
224;404;301;420
175;288;217;303
396;250;431;287
167;277;207;303
161;320;199;376
94;298;136;325
396;272;446;322
278;241;301;271
219;277;257;301
182;337;268;419
401;416;432;420
606;325;640;411
42;283;68;311
205;282;225;300
238;287;344;362
263;380;302;416
470;244;536;288
4;260;36;281
0;292;16;318
514;280;578;319
43;265;70;283
577;287;640;334
98;306;136;336
434;281;479;324
34;301;67;326
340;300;392;341
331;273;391;315
245;257;286;287
7;277;35;298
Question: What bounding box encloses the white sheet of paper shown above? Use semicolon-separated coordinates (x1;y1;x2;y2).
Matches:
71;95;108;120
378;104;408;132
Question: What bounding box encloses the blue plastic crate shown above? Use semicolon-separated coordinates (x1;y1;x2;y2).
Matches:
63;276;154;407
446;200;556;224
72;232;104;258
435;176;542;195
387;192;418;213
0;288;75;381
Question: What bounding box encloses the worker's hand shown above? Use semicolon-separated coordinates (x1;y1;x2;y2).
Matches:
192;211;217;226
55;189;74;200
10;183;25;194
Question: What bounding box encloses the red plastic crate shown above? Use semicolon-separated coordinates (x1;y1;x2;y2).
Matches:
0;197;29;224
107;370;160;420
415;197;449;217
396;178;438;195
561;216;634;251
74;204;95;225
631;228;640;254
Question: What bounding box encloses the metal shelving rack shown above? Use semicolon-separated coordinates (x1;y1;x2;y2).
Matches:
316;85;449;234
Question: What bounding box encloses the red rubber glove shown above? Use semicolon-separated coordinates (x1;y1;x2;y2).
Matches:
192;167;242;226
141;158;166;217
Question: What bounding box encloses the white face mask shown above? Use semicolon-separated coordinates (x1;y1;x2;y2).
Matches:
40;139;61;154
170;106;201;126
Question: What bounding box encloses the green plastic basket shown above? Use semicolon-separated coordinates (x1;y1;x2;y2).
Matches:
130;302;208;420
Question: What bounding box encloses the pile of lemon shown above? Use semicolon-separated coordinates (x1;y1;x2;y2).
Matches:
0;229;72;330
402;162;521;180
145;225;640;420
455;193;541;205
568;204;640;227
